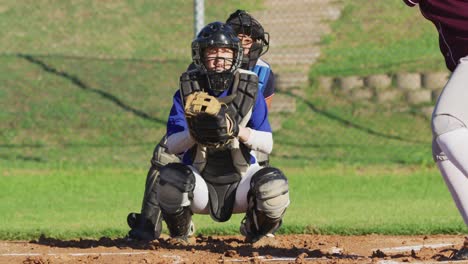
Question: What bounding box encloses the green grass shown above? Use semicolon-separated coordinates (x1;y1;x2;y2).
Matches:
0;55;175;169
202;165;466;236
310;0;446;78
0;54;434;169
0;0;262;60
0;165;465;240
2;53;454;239
271;89;434;169
1;1;466;240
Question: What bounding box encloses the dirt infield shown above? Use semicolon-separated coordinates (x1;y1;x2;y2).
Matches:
1;234;467;263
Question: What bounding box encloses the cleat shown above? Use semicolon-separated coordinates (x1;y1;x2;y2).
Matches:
127;212;138;229
167;236;190;246
127;212;162;241
188;220;196;237
452;237;468;260
240;215;280;244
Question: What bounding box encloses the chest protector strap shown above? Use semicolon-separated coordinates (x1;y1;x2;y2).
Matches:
181;69;259;222
179;69;258;122
227;69;258;125
179;69;203;100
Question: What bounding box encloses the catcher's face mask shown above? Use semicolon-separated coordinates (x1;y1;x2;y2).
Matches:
226;10;269;70
204;47;235;73
191;22;243;94
202;46;238;94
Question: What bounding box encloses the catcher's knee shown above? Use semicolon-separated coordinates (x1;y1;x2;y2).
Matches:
150;135;181;169
157;163;195;214
432;114;465;138
250;167;290;219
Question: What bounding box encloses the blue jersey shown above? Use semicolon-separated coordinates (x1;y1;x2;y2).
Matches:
252;58;275;99
166;84;272;165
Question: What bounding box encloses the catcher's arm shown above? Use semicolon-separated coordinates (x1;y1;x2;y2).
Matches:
237;92;273;154
241;128;273;154
165;92;197;154
238;126;251;143
166;130;196;154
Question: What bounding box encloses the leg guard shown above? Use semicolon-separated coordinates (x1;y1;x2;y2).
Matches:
157;163;196;241
127;166;163;241
161;206;193;243
254;151;270;167
157;163;196;214
127;135;180;240
149;135;182;169
241;167;289;243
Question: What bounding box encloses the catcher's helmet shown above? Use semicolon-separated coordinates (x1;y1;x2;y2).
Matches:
192;22;243;94
226;10;269;69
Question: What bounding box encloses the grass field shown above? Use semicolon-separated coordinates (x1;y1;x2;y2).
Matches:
0;165;464;240
0;1;466;240
0;0;262;60
310;0;446;77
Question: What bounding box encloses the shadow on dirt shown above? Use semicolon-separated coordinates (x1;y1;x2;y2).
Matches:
30;234;461;262
171;235;363;260
32;234;363;261
32;235;158;250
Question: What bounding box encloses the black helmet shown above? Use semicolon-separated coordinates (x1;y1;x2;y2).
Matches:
191;22;243;94
226;10;269;69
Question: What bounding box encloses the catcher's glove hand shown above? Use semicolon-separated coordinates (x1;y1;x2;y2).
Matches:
184;92;239;148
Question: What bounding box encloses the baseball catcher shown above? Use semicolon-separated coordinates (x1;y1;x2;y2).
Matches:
153;21;289;245
127;11;280;242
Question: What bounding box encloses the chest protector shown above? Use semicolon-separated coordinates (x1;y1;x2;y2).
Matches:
180;68;258;222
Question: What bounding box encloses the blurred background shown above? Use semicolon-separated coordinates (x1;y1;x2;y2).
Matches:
0;0;461;239
0;0;447;168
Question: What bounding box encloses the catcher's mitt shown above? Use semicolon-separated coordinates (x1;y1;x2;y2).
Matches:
184;92;238;148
